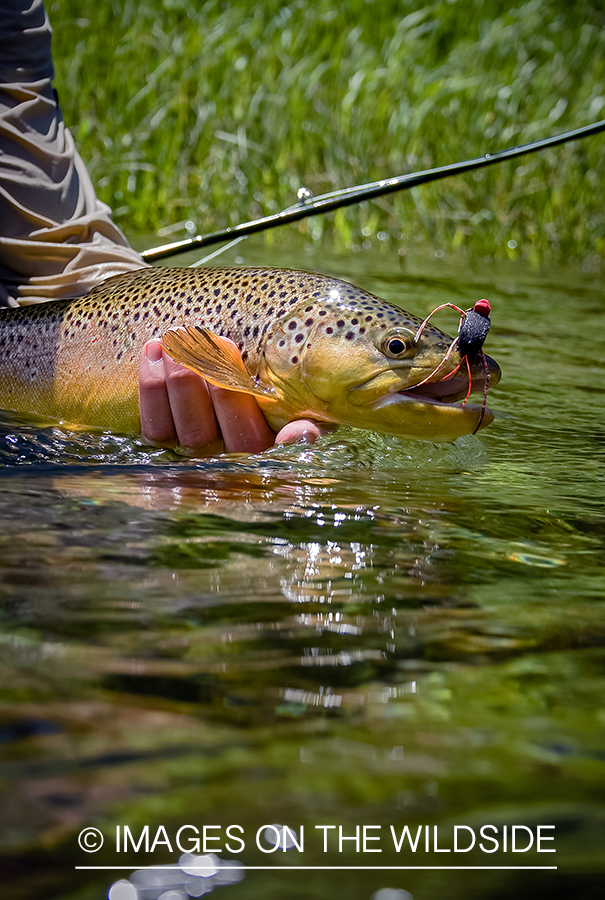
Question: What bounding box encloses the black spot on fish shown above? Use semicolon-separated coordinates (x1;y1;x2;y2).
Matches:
345;332;354;340
336;319;345;328
295;334;304;343
291;355;298;364
288;322;297;330
305;318;313;326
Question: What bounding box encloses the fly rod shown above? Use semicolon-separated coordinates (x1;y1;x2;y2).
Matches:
141;119;605;263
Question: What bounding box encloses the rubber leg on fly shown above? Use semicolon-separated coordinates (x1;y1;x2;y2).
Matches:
413;304;467;343
460;355;473;406
472;351;492;434
409;336;460;390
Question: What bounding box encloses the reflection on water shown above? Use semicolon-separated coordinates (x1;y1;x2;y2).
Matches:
108;853;245;899
0;244;604;900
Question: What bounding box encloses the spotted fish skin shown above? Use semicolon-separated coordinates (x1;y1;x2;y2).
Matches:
0;266;498;439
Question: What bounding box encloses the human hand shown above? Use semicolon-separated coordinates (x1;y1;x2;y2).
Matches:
138;339;333;453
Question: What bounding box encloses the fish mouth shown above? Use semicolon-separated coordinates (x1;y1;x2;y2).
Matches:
376;354;501;430
402;352;499;399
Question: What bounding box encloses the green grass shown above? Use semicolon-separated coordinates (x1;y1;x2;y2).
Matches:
47;0;605;265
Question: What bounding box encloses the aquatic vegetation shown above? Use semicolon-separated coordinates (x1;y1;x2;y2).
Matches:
47;0;605;265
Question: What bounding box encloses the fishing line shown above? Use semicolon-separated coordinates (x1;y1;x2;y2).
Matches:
188;235;247;268
141;119;605;263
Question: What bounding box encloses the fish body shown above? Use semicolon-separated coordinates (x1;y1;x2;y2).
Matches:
0;266;500;441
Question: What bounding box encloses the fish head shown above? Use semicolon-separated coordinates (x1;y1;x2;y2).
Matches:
261;283;501;441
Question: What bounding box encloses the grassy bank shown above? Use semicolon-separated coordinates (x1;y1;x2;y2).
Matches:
47;0;605;266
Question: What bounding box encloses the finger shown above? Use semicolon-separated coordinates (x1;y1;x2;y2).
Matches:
275;419;337;446
162;352;222;451
139;340;178;446
208;384;276;453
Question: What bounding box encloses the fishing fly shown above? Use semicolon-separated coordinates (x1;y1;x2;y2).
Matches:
413;299;492;434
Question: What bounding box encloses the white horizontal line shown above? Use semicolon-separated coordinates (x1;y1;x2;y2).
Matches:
75;866;558;871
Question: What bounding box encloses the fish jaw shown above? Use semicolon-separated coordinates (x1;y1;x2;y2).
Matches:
365;391;495;441
257;370;495;441
311;370;493;441
335;352;501;441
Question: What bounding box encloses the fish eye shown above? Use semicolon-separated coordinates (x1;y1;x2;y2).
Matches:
382;335;410;358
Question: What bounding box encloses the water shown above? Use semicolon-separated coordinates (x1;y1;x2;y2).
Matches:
1;238;604;900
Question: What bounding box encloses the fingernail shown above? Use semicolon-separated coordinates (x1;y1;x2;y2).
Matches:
145;341;163;362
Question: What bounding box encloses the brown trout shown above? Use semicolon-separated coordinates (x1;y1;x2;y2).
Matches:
0;266;500;441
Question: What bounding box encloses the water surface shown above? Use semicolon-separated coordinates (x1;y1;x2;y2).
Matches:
1;239;604;900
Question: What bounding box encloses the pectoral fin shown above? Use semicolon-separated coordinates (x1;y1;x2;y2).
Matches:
162;326;279;401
